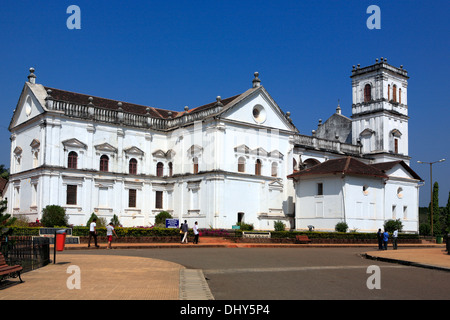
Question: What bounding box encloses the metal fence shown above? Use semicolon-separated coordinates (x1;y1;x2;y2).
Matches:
1;236;50;273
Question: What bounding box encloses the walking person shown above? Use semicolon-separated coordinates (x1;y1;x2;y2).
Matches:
392;229;398;250
377;228;383;250
181;220;189;243
383;229;389;250
180;223;184;243
193;221;199;244
88;218;99;248
106;222;118;249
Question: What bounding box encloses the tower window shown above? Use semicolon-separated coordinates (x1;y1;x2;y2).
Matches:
156;162;164;177
168;162;173;177
255;159;262;176
364;84;372;102
393;85;397;102
193;157;198;174
238;157;246;173
100;155;109;172
129;158;137;175
68;151;78;169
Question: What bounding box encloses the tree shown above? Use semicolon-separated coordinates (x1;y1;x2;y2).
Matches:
444;192;450;234
0;198;14;227
384;219;403;233
155;211;172;226
41;205;68;227
429;182;441;235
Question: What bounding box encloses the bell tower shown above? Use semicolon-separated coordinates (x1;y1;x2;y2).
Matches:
350;58;410;164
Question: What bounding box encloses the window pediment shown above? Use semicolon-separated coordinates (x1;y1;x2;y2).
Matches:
360;128;375;137
124;146;144;156
94;142;117;153
62;138;88;150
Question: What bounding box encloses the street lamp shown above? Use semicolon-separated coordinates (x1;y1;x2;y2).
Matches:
417;159;446;236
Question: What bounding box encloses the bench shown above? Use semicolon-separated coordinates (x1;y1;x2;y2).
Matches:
0;253;23;283
295;235;312;244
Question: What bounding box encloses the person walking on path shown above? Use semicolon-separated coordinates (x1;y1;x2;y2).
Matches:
193;221;199;244
180;223;184;242
106;222;118;249
181;220;189;243
377;228;383;250
88;218;99;248
383;229;389;250
392;229;398;250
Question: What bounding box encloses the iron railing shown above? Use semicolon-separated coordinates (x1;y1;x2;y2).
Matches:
1;236;50;273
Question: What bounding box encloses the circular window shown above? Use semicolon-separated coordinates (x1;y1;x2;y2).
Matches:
252;105;266;123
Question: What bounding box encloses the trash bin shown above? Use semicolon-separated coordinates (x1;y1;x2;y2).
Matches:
436;235;443;244
56;229;66;251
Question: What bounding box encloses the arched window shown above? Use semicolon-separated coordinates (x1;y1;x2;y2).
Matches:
388;84;390;101
129;158;137;175
255;159;262;176
271;162;278;177
238;157;246;173
168;162;173;177
100;155;109;172
393;84;397;102
399;88;402;104
68;151;78;169
293;158;298;172
364;84;371;102
193;157;199;174
156;162;164;177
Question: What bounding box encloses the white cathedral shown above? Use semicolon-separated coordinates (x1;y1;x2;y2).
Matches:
6;59;422;233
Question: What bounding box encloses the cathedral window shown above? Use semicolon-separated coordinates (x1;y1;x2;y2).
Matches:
168;162;173;177
271;162;278;177
193;157;199;174
156;162;164;177
155;191;163;209
364;84;372;102
238;157;246;173
128;189;137;207
399;88;402;104
392;85;397;102
255;159;262;176
66;185;77;205
100;155;109;172
129;158;137;175
68;151;78;169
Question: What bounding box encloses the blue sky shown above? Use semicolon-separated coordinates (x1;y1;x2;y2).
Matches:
0;0;448;207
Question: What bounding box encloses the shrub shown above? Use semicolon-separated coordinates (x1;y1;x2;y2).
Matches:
419;223;431;236
384;219;403;233
110;214;121;227
86;213;107;228
41;205;68;227
274;220;286;231
237;222;254;231
155;211;173;226
335;221;348;233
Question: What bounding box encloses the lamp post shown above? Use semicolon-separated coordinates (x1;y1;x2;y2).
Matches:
417;159;446;236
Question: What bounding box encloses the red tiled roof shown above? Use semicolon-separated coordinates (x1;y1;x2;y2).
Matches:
287;156;388;179
44;86;243;120
370;160;422;180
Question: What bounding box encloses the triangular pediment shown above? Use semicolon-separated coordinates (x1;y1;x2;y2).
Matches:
187;145;203;156
234;144;250;154
94;142;117;153
62;138;88;150
219;87;298;132
251;147;268;157
269;149;284;159
30;139;40;149
360;128;375;136
152;149;166;158
268;179;284;190
124;146;144;156
9;83;48;130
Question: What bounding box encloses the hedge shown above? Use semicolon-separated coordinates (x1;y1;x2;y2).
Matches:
6;226;420;240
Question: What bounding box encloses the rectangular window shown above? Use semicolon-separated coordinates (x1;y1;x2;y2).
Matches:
392;205;397;219
66;185;77;205
128;189;136;208
155;191;163;209
403;206;408;219
317;183;323;196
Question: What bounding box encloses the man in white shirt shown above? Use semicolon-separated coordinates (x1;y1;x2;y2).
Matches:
88;218;99;248
193;221;199;244
393;229;398;250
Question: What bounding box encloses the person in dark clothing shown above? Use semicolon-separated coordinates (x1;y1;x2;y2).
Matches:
377;229;383;250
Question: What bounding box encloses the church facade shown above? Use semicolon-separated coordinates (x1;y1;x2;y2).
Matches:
6;59;422;232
